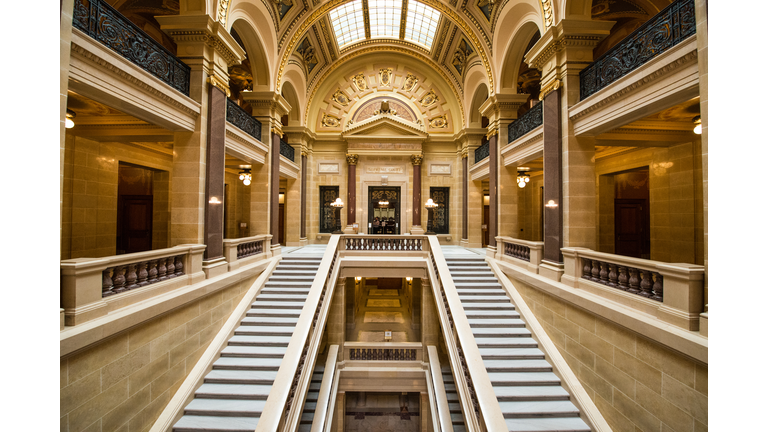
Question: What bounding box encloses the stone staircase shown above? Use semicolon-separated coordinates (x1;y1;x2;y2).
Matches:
441;366;467;432
172;251;324;432
298;365;323;432
444;249;591;432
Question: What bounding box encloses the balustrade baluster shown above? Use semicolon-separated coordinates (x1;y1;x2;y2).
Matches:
524;247;530;261
175;255;184;276
112;266;127;293
591;259;601;282
582;259;592;280
608;264;618;288
102;268;114;297
599;262;609;285
166;256;176;278
136;261;149;287
627;267;640;294
617;266;629;290
651;272;663;301
157;258;168;281
639;270;653;297
148;260;158;283
126;264;139;289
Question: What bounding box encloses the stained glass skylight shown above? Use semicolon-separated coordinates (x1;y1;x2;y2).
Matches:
369;0;402;39
403;1;440;49
328;0;366;47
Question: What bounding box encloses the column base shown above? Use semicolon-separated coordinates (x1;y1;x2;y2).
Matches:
460;239;469;248
202;257;228;279
343;225;357;234
270;244;282;257
486;245;497;258
410;225;425;235
539;259;565;282
299;237;308;246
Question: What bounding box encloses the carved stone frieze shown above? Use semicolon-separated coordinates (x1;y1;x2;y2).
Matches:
379;68;393;87
402;73;419;92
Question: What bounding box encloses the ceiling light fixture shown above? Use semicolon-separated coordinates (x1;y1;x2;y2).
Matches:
65;109;76;129
693;115;702;135
239;169;252;186
517;171;530;188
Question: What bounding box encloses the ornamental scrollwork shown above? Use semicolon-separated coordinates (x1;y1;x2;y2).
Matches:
322;114;341;128
332;89;350;106
429;115;448;129
226;98;262;140
379;68;393;87
507;102;543;143
351;73;368;91
419;90;439;107
402;73;418;92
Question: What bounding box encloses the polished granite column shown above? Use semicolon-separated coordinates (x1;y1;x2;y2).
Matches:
300;151;307;240
462;151;468;241
345;154;358;233
542;89;563;272
203;86;226;274
488;133;498;251
411;154;424;235
270;129;281;245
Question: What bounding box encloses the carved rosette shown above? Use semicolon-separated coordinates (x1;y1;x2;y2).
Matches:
429;115;448;129
321;114;341;128
346;154;359;165
419;90;439;107
379;68;393;87
410;154;424;166
332;89;350;106
351;73;368;91
402;73;418;92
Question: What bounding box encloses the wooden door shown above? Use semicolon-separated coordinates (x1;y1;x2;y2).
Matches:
117;196;153;254
614;199;645;258
482;204;490;247
278;203;285;245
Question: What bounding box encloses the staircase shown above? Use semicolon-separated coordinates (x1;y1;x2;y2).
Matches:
443;249;591;432
173;249;324;432
299;365;324;432
441;366;467;432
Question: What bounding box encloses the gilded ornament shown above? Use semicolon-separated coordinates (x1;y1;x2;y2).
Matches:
379;68;393;87
419;90;439;107
429;115;448;129
538;79;561;101
410;154;424;166
402;73;418;91
346;154;359;165
351;73;368;91
321;114;341;128
332;89;350;106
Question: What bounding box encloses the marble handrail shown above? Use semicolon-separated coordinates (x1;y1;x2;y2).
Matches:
345;342;422;361
310;345;339;432
222;234;272;270
428;346;455;432
495;236;543;273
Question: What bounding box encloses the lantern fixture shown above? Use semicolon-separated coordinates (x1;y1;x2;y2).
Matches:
517;171;530;188
238;168;252;186
693;115;702;135
65;109;76;129
330;198;344;234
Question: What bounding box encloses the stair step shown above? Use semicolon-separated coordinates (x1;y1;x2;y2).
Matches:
240;317;299;326
195;383;273;400
472;328;531;337
213;357;283;370
493;386;570;401
483;360;552;373
261;287;311;294
254;294;308;301
458;296;511;303
221;346;287;358
204;370;278;385
465;310;520;319
234;326;295;336
478;348;545;360
498;400;581;418
462;303;515;310
185;398;265;417
469;318;526;328
476;338;538;348
246;309;302;318
250;301;305;309
505;417;591;432
454;282;503;288
228;335;292;346
456;289;507;296
173;415;259;432
488;372;561;386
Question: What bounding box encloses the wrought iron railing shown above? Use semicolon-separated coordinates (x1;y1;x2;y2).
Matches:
72;0;191;96
474;140;490;164
579;0;696;99
226;98;262;140
508;101;543;144
280;137;295;162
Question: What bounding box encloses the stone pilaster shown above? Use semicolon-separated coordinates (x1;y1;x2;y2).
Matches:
462;149;468;241
455;129;486;248
284;126;314;246
410;154;425;235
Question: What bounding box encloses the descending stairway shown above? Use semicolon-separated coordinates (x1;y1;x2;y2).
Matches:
299;365;324;432
173;249;325;432
443;249;591;432
441;366;467;432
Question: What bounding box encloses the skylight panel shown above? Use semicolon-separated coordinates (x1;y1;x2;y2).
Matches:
329;0;366;47
403;0;440;49
369;0;402;39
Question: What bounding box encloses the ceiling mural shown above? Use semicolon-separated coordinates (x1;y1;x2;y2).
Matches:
315;64;454;134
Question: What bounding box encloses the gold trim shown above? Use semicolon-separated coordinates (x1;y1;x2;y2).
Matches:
271;127;283;138
485;128;499;140
362;0;372;39
538;79;560;101
410;154;423;165
461;148;469;159
208;75;231;97
399;0;409;40
346;153;359;165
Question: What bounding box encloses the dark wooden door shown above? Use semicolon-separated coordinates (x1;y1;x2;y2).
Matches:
483;204;490;247
118;196;153;254
278;203;285;245
614;199;645;258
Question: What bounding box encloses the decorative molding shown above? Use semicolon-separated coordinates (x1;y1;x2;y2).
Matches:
318;162;340;174
538;79;560;101
399;0;409;40
419;90;439;107
402;73;419;92
428;162;452;175
271;126;284;138
164;30;242;67
339;38;430;55
351;73;369;91
332;89;350;106
346;154;359;165
429;114;449;129
69;42;199;117
208;75;231;96
528;35;605;71
485;128;499;140
410;154;424;166
540;0;553;29
321;114;341;128
379;68;393;87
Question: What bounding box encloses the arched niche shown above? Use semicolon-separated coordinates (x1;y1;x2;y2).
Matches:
494;1;543;94
228;0;277;88
465;70;489;128
280;78;304;126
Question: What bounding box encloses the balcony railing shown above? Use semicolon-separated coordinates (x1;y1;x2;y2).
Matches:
508;101;543;143
226;98;262;140
579;0;696;99
222;234;272;271
72;0;191;96
474;140;490;164
280;137;295;162
495;236;544;274
346;342;422;361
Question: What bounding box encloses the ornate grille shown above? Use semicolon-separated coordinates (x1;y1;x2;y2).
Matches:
72;0;191;96
508;101;543;144
319;186;340;233
579;0;696;100
280;137;295;162
429;187;450;234
474;139;490;164
226;98;262;140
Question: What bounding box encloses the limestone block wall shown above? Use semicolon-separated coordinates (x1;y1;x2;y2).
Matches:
307;150;347;242
59;273;258;431
61;135;173;259
516;173;543;242
224;171;251;239
512;279;707;432
152;171;171;250
249;160;270;236
422;151;461;242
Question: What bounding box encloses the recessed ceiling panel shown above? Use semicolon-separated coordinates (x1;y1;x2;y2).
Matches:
329;0;366;47
404;0;441;49
369;0;402;39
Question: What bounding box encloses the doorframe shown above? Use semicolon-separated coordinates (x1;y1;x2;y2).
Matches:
361;180;409;234
367;186;402;234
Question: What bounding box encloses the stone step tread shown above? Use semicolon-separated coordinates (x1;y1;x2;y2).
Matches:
213;357;283;370
484;359;552;371
458;296;512;302
456;289;507;295
498;400;580;417
264;282;313;288
505;417;590;432
305;391;320;402
246;310;302;317
448;402;462;412
493;386;570;401
478;348;545;359
271;271;317;277
466;311;520;318
469;318;525;326
204;370;277;384
452;276;499;281
454;282;503;287
234;326;295;336
261;287;311;293
472;328;531;337
451;413;465;423
195;383;273;399
185;398;266;416
476;338;537;348
268;274;316;279
220;346;287;357
462;303;516;310
240;317;299;326
228;335;292;346
173;415;259;432
277;265;323;270
447;266;493;271
254;294;308;301
250;301;305;309
488;372;561;386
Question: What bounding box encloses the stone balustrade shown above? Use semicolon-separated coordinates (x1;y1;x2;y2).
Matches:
60;244;206;326
495;236;544;273
561;247;705;330
223;234;272;271
345;342;422;362
342;236;424;252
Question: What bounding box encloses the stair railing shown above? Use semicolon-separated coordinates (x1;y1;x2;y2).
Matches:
255;235;342;432
425;237;508;432
310;345;339;432
427;346;455;432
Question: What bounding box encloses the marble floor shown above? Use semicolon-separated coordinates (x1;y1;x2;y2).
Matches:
350;278;418;342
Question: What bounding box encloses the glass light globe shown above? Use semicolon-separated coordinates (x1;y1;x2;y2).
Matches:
239;174;245;180
243;178;251;186
518;180;525;188
693;124;702;135
65;118;75;129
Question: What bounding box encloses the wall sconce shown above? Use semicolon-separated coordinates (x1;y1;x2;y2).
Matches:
425;199;438;235
545;199;558;208
209;197;222;204
330;198;344;234
239;169;252;186
692;115;702;135
355;277;362;282
517;171;530;188
406;277;412;282
65;109;76;129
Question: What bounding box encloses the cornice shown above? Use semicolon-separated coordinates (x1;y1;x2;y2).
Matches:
69;42;201;117
343;113;427;137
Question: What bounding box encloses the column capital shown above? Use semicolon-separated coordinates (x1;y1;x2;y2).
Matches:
346;154;359;165
410;154;424;166
241;89;291;125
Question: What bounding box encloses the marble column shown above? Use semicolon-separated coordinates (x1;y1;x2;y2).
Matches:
462;150;468;241
344;154;358;234
270;129;281;245
300;151;307;241
488;133;498;252
541;88;564;280
201;86;228;277
411;154;424;235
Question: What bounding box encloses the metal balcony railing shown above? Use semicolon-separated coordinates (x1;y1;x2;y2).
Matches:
280;137;295;162
508;101;543;144
474;140;490;164
226;98;262;140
